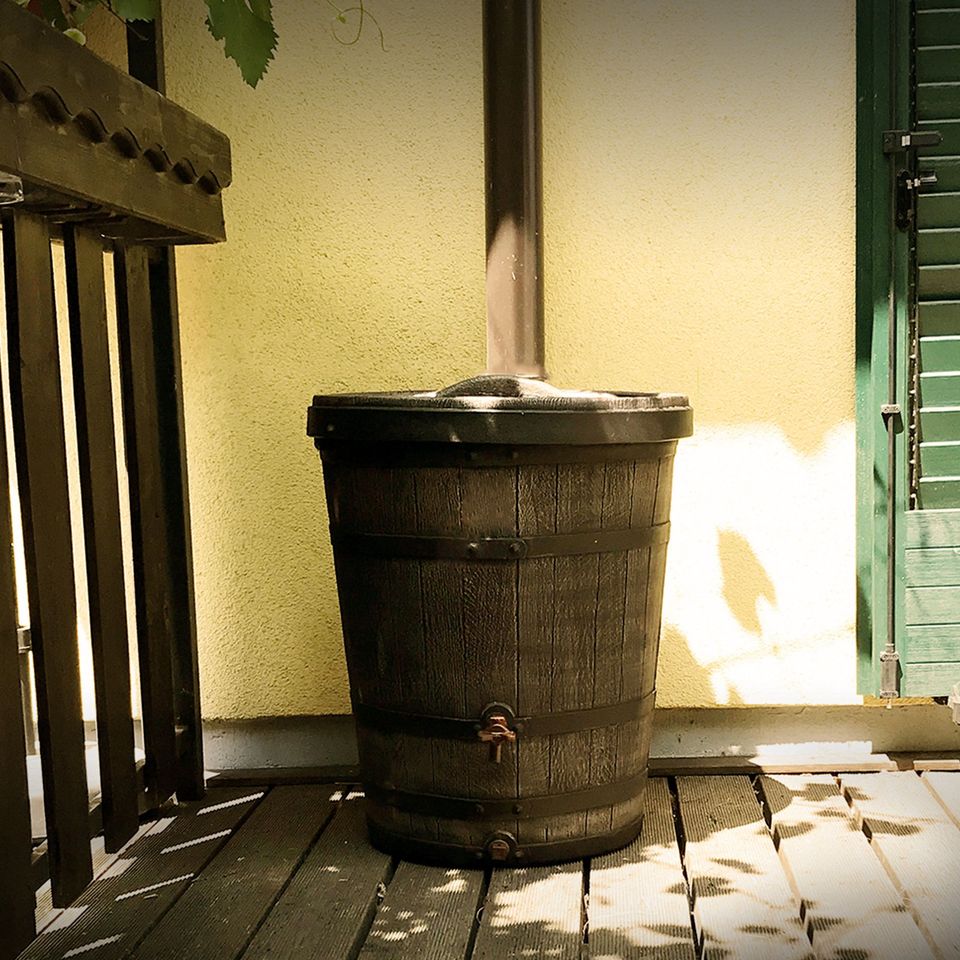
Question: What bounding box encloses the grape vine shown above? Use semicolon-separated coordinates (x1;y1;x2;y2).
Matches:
17;0;384;87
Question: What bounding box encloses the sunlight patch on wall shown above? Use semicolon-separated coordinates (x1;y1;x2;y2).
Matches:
658;422;857;706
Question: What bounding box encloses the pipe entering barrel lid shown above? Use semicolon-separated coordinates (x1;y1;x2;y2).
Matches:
483;0;545;379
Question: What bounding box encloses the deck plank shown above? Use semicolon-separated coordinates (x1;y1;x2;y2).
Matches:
19;788;265;960
35;818;168;933
472;861;584;959
356;862;482;959
676;776;812;960
759;774;933;959
588;777;695;959
840;772;960;959
923;771;960;828
241;800;392;960
19;774;960;960
132;786;333;960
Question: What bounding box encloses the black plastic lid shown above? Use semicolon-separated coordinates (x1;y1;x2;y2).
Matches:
307;375;693;446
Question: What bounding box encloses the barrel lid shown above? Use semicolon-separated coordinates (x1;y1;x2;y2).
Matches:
308;375;693;446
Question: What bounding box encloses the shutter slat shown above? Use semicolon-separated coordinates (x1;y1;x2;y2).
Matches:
920;372;960;405
902;661;960;695
919;300;960;336
920;439;960;473
918;118;960;155
906;509;960;547
922;157;960;192
919;406;960;440
918;476;960;507
919;263;960;297
920;335;960;369
905;624;960;660
918;45;960;83
918;9;960;45
918;228;960;263
918;193;960;228
905;584;960;624
904;548;960;587
919;81;960;119
919;447;960;477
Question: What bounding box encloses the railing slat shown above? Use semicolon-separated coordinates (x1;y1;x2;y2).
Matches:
64;226;140;852
2;209;93;906
0;227;36;960
148;251;205;801
127;18;205;803
114;245;177;806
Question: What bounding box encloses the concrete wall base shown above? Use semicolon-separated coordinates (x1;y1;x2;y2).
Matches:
202;704;960;771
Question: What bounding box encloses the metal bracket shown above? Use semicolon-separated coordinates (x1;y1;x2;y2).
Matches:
881;403;902;429
883;129;943;153
0;173;24;205
879;649;901;699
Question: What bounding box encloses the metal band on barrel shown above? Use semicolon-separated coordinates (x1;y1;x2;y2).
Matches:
367;813;646;865
330;522;669;561
354;689;654;741
365;770;648;822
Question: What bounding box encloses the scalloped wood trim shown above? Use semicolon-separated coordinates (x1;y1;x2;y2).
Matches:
0;3;230;244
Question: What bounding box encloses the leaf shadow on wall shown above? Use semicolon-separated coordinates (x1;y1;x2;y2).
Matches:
657;624;745;707
718;529;777;637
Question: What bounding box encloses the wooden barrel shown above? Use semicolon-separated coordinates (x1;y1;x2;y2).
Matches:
308;378;692;865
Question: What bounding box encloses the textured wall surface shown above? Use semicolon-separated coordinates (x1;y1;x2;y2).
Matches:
163;0;857;718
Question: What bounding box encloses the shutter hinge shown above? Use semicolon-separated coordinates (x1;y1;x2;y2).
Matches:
883;129;943;153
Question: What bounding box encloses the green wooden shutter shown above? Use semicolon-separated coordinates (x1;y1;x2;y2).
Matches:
857;0;960;698
916;2;960;509
903;0;960;696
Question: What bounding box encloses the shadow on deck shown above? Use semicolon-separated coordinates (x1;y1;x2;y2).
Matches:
20;771;960;960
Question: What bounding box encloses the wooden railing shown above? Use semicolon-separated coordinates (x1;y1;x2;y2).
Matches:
0;6;231;958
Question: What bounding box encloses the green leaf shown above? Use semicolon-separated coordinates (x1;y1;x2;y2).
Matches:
63;26;86;43
204;0;277;88
108;0;157;21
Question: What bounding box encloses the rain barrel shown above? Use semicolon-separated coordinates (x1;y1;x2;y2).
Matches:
307;375;692;865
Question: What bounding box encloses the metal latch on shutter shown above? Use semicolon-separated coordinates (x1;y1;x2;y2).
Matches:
883;129;942;231
895;170;938;231
882;129;943;153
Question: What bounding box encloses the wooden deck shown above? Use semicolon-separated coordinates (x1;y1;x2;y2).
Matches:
20;772;960;960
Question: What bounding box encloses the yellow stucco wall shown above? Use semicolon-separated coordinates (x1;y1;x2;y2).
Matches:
163;0;857;718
